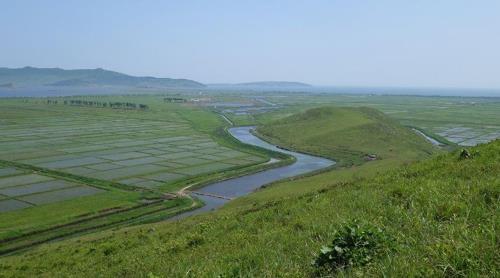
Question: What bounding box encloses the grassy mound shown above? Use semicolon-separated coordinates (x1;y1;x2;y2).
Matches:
0;143;497;275
257;106;437;166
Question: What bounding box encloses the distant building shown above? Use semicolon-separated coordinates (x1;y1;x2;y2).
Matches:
189;97;211;102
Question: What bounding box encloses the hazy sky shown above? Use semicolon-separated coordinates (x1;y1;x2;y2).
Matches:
1;1;499;88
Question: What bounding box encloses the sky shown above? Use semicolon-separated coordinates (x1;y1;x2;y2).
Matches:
1;0;499;88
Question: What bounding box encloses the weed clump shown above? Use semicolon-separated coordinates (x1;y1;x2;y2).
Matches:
459;149;472;160
313;220;388;273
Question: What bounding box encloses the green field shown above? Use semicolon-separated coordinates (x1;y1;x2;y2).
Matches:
0;97;282;252
222;93;500;146
0;101;265;190
257;106;438;166
0;92;498;276
0;165;103;212
0;102;497;277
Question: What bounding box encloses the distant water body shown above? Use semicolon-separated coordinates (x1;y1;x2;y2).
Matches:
207;85;500;97
312;86;500;97
171;126;334;220
1;86;499;98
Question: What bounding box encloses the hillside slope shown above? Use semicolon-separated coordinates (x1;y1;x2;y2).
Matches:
258;106;437;166
0;67;205;88
0;123;497;275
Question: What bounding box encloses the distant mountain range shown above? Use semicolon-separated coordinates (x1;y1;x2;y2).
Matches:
0;67;205;88
0;67;316;92
0;82;14;88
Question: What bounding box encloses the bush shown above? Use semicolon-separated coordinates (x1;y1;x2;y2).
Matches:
459;149;472;160
314;220;388;272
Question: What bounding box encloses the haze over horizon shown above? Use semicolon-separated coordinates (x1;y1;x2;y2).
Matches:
1;1;500;89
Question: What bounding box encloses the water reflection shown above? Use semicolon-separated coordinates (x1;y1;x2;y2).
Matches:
172;126;335;220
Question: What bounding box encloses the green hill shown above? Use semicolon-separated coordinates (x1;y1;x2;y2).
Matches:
0;67;205;88
257;106;437;166
0;108;497;277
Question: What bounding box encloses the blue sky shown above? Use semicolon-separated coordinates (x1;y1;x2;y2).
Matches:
1;0;499;88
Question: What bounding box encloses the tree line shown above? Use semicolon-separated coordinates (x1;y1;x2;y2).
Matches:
45;99;149;110
164;97;186;103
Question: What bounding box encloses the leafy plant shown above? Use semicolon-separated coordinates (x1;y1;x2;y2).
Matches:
459;149;472;160
314;220;388;272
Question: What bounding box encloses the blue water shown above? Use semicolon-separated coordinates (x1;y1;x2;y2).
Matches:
172;126;335;220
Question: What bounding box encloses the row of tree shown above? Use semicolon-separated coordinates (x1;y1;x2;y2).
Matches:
164;97;186;103
45;99;149;110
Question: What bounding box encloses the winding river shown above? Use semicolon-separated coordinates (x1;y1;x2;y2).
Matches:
172;126;335;220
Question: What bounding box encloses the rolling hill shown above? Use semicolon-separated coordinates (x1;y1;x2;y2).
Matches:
257;106;438;166
0;67;205;88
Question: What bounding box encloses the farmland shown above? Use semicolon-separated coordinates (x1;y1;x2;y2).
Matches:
219;93;500;146
0;93;497;220
0;100;265;191
0;101;497;277
0;165;102;212
0;91;498;274
0;97;276;252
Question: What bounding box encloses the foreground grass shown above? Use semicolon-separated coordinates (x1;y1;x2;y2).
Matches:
0;140;497;274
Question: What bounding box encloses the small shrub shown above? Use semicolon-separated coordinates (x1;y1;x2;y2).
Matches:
313;220;388;272
459;149;472;160
186;234;204;248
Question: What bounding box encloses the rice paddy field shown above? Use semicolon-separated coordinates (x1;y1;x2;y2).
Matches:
0;97;270;249
0;166;102;212
219;93;500;146
0;102;264;191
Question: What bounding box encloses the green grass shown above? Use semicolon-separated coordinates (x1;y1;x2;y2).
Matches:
275;94;499;144
257;106;438;166
0;162;149;241
0;140;497;277
0;197;193;255
222;93;500;147
0;190;140;239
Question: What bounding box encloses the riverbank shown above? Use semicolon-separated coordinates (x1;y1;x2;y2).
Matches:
172;126;335;219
